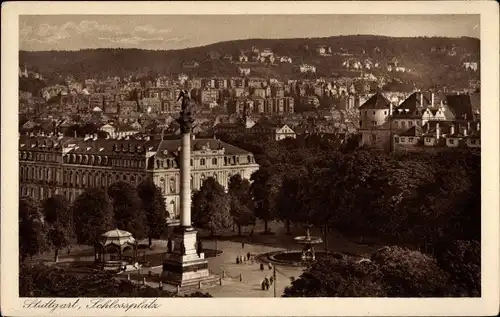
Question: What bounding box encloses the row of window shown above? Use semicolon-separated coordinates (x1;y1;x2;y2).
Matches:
20;165;144;188
393;120;419;128
396;137;481;146
363;110;388;116
20;151;59;162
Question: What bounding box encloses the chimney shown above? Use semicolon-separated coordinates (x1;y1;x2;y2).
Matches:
436;123;440;139
431;93;435;108
450;124;455;135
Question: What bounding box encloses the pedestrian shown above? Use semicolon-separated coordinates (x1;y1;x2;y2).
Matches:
246;252;251;261
268;263;272;270
243;256;247;264
261;280;266;290
264;277;270;290
242;241;245;249
260;263;264;271
236;256;240;264
270;276;274;285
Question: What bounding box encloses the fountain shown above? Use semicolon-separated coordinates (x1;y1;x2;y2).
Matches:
293;226;323;262
255;225;361;267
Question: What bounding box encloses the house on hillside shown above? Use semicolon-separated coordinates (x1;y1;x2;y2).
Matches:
238;67;251;76
298;64;316;73
182;61;199;69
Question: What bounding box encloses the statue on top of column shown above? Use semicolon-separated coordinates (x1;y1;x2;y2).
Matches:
176;89;194;134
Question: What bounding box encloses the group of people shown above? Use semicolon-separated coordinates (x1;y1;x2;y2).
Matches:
261;275;274;290
260;262;273;271
236;252;252;264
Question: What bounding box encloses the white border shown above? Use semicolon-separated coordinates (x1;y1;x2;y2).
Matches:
2;1;499;316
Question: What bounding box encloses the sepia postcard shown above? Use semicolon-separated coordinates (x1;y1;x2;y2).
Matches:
1;1;499;316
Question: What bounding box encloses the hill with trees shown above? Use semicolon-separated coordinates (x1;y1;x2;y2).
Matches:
20;35;479;89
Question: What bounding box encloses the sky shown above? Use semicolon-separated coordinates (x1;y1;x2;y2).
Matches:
19;15;480;51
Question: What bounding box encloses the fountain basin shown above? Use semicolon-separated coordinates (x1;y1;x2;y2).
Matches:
256;250;361;267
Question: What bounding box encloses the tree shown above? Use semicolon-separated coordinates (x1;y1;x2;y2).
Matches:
42;195;73;262
284;246;450;297
72;188;114;245
108;181;148;240
433;240;480;296
192;177;232;252
137;179;167;248
228;174;255;235
370;246;450;296
250;167;281;233
19;197;48;262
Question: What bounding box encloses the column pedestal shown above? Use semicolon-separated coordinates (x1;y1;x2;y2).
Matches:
161;227;210;286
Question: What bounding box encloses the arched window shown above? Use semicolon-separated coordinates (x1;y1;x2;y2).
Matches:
167;160;171;168
95;173;100;187
88;173;93;187
247;155;251;163
159;178;166;193
156;160;161;169
122;174;127;181
82;172;87;186
200;158;206;166
75;172;80;187
130;176;135;184
212;158;217;166
169;177;175;193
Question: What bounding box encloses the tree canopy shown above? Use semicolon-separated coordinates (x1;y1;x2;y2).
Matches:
72;188;114;245
108;181;148;240
192;177;233;235
283;245;473;297
228;174;256;235
19;197;48;262
137;179;167;247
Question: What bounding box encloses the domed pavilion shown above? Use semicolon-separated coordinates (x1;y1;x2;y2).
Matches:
94;229;138;271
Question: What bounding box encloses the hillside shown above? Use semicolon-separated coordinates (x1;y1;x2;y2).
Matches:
19;35;480;89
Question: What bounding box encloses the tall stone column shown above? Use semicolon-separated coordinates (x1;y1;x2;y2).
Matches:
180;132;192;229
161;90;212;287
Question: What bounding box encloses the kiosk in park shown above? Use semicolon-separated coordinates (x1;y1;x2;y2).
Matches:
94;229;138;271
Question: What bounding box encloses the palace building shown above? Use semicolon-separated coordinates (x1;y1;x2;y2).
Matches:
19;134;260;220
